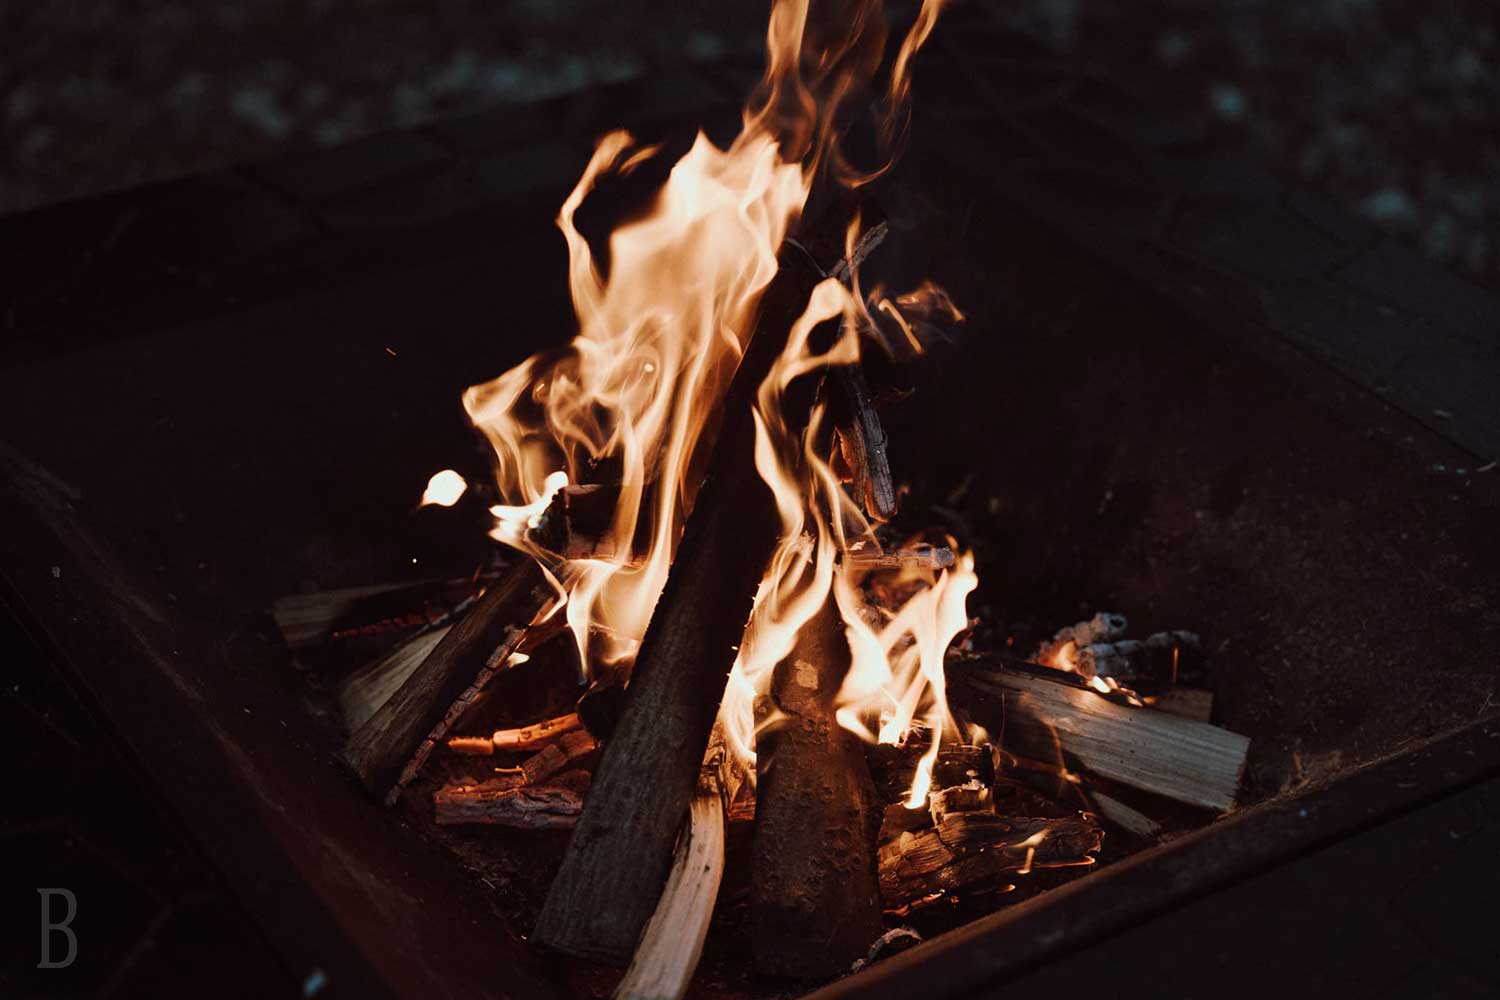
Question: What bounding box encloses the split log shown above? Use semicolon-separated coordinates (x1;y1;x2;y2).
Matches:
344;558;555;800
340;625;452;733
751;598;885;979
952;655;1249;812
833;363;897;522
534;205;887;961
878;812;1101;909
434;782;584;829
613;733;744;1000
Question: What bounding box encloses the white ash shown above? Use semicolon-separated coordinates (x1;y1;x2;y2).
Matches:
1036;611;1129;666
1078;631;1201;681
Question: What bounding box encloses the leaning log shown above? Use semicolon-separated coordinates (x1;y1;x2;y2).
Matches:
751;598;885;979
533;206;886;961
344;558;554;799
865;740;995;804
952;655;1249;812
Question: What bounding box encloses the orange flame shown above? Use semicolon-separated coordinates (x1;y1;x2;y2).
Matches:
443;0;963;805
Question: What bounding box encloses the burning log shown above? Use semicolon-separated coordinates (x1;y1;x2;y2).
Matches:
533;206;888;961
344;559;555;800
878;812;1102;910
833;363;897;522
434;782;586;829
614;732;744;1000
751;598;885;979
533;483;654;562
865;740;996;803
952;656;1249;812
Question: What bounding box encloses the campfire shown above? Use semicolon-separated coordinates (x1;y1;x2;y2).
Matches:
285;0;1252;992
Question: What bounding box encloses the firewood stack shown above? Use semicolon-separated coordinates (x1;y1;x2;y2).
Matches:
280;199;1253;992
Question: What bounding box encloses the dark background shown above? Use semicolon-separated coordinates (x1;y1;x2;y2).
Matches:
3;0;1497;286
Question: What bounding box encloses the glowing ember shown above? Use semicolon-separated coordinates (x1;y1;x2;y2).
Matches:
420;469;468;507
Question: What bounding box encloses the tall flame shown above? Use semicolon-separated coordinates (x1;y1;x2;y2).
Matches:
447;0;969;804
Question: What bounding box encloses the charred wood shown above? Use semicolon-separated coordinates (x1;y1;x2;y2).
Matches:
878;812;1101;909
434;782;584;829
833;362;897;522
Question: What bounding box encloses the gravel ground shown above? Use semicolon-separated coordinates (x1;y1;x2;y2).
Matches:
3;0;1498;286
998;0;1500;287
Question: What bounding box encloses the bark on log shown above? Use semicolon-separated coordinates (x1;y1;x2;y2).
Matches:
751;599;885;979
952;655;1249;812
533;204;886;961
344;558;554;799
878;812;1101;909
434;782;584;829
